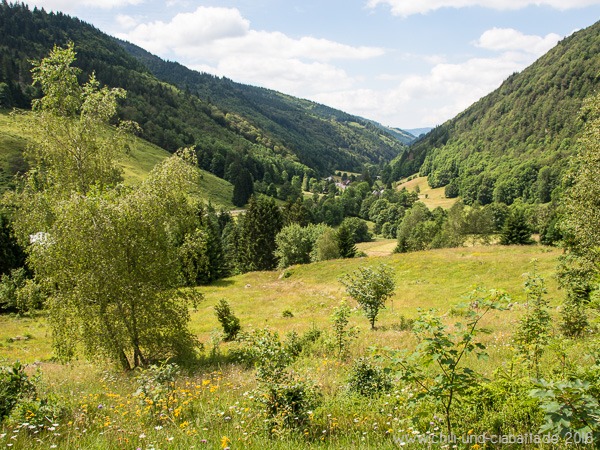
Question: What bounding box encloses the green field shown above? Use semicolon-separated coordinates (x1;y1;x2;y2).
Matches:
3;244;589;449
396;176;458;209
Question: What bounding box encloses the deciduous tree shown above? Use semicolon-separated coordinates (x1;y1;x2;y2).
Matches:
340;264;395;330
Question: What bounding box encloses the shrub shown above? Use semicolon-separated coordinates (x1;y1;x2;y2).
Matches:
11;394;67;429
513;265;552;377
331;301;356;359
347;357;392;397
389;288;508;435
214;299;241;341
0;361;35;422
134;363;179;421
246;328;319;433
390;315;415;332
283;330;303;357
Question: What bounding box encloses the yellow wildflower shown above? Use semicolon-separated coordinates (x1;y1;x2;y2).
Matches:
221;436;230;448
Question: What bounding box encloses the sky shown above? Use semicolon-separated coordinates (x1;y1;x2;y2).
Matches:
20;0;600;129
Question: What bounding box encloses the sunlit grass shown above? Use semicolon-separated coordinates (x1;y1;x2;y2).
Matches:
1;244;584;450
396;175;458;209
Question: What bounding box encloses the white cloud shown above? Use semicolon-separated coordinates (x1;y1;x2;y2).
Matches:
476;28;561;54
192;57;356;97
120;7;383;63
115;14;138;30
367;0;600;16
117;6;383;97
311;27;561;128
23;0;143;12
120;7;250;55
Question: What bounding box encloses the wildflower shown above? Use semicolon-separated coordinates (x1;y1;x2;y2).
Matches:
154;426;163;431
221;436;230;448
139;433;146;439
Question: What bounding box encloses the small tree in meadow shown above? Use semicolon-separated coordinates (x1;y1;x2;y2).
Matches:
214;299;241;341
388;288;508;436
513;262;552;378
330;301;355;358
340;264;395;330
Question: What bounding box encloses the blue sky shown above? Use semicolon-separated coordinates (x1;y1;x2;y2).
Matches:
22;0;600;129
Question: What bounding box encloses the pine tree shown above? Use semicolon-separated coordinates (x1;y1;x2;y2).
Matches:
337;224;357;258
232;168;254;207
237;195;283;272
499;208;533;245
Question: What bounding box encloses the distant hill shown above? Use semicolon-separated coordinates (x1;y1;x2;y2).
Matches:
117;40;407;173
0;2;407;198
405;128;432;138
388;21;600;205
362;120;416;145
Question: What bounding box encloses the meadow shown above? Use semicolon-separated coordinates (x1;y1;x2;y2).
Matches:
396;176;458;210
3;244;597;449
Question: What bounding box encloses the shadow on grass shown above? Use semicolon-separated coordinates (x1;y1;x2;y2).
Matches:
208;278;236;287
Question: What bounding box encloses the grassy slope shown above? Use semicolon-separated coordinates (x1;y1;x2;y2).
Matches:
0;109;234;208
0;244;574;450
396;175;458;209
0;245;561;364
191;245;560;345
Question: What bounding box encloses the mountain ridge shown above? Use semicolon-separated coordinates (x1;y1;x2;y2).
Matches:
0;2;407;192
386;21;600;205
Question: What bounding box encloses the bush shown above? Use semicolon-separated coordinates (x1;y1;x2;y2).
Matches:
134;363;179;421
10;394;67;429
214;299;241;341
0;361;35;422
339;217;372;243
0;268;44;314
347;357;392;397
246;328;319;433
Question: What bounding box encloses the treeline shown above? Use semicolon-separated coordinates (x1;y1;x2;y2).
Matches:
383;21;599;206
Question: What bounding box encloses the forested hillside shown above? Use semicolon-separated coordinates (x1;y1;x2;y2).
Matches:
0;2;406;190
117;40;407;173
387;21;599;205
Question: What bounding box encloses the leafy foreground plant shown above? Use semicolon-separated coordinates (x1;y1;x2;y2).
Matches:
0;362;34;422
245;328;319;436
531;379;599;445
513;261;552;378
385;288;509;437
